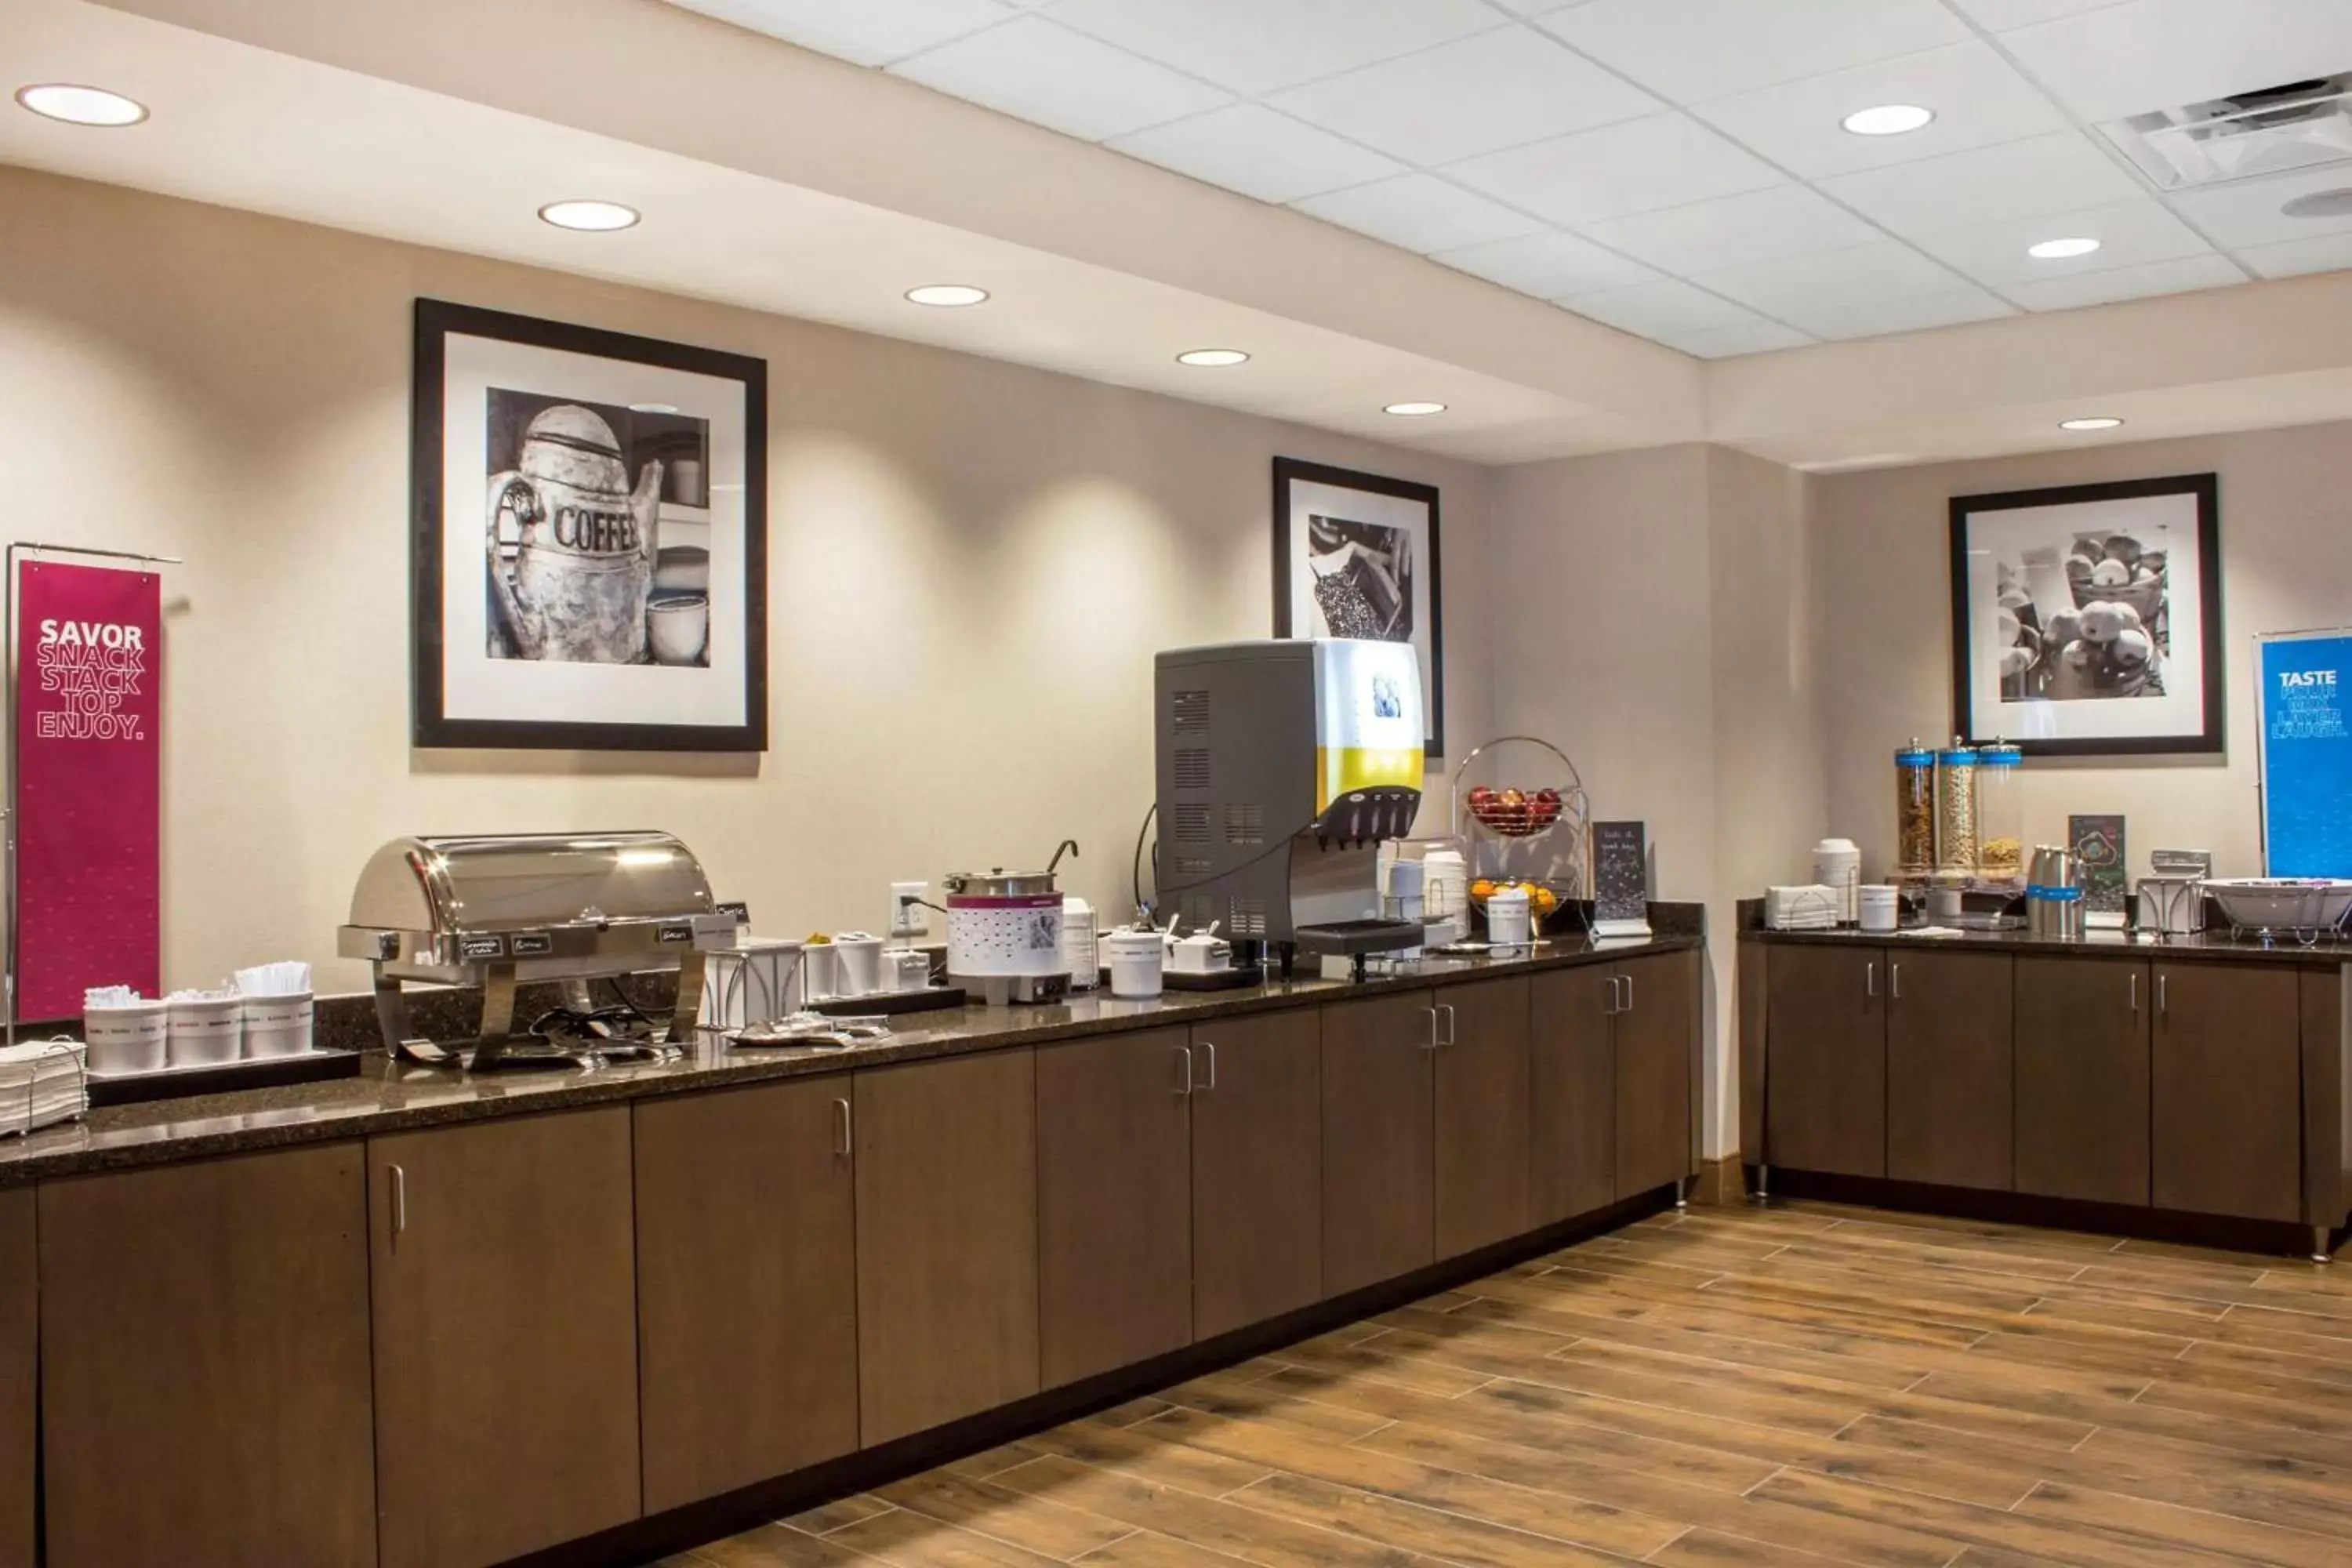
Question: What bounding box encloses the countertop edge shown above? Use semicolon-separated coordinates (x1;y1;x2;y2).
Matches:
1739;926;2352;965
1;935;1703;1185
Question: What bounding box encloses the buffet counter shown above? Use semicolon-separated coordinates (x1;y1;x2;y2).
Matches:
2;925;1704;1568
1738;920;2351;1265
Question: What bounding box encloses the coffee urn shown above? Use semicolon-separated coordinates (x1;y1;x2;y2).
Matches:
2026;846;2085;939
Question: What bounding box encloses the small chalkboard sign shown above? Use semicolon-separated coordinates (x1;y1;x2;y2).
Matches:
2069;813;2127;924
1592;820;1651;938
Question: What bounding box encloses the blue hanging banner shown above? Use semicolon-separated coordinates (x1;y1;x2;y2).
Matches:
2259;631;2352;877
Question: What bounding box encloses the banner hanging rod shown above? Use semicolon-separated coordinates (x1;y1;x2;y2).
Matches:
9;543;181;566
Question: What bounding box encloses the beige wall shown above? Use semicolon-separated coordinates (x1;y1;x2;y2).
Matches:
1489;445;1825;1159
1813;422;2352;882
0;167;1494;998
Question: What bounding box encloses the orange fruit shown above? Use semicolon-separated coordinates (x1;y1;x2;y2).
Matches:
1470;879;1497;901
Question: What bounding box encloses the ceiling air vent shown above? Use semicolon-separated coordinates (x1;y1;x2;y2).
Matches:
2100;74;2352;190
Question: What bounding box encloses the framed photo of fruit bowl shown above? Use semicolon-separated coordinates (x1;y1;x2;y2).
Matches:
1949;473;2223;757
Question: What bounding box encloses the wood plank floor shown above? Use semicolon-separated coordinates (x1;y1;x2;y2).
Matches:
662;1200;2352;1568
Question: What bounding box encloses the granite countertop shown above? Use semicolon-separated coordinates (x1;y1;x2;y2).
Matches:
0;932;1700;1185
1741;923;2352;965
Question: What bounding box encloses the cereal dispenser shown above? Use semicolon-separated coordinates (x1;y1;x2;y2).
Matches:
1975;742;2024;886
1893;740;1936;882
1935;739;1980;882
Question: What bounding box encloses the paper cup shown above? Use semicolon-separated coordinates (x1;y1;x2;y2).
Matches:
85;1000;167;1075
242;993;314;1059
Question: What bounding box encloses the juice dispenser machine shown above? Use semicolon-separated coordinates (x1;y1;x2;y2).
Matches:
1154;638;1427;974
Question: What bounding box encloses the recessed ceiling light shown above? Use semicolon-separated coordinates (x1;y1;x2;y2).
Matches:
1841;103;1934;136
14;83;147;126
1384;401;1447;418
906;284;989;307
2059;416;2125;432
538;199;640;232
2281;188;2352;220
628;402;681;415
1176;349;1249;367
2028;237;2102;260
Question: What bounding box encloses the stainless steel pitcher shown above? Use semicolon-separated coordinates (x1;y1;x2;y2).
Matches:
2026;845;2085;939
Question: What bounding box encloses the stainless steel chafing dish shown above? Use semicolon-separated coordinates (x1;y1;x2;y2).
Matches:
339;831;735;1069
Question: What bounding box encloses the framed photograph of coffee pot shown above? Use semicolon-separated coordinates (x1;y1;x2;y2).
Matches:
411;299;768;750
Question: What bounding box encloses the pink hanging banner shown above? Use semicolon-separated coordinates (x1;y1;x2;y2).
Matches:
15;561;162;1021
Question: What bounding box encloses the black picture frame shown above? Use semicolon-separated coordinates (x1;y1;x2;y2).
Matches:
1272;456;1446;759
1948;472;2222;757
411;298;768;751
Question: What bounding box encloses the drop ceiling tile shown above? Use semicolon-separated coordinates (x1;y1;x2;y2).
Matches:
1269;26;1660;166
1577;184;1880;274
1040;0;1500;96
2167;162;2352;247
1535;0;1968;104
1817;131;2146;238
1663;321;1817;358
2000;251;2249;309
1431;230;1660;298
1693;42;2070;179
666;0;1014;67
2237;230;2352;278
1291;173;1545;252
1786;288;2020;339
1559;279;1761;337
891;16;1229;140
1695;240;1972;317
1488;0;1588;14
1998;0;2352;125
1911;198;2213;287
1945;0;2127;29
1445;114;1782;227
1109;103;1404;203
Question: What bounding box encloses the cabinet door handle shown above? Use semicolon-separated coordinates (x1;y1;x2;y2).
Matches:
1865;960;1878;999
1175;1044;1195;1096
1890;962;1901;1001
1602;977;1619;1016
1441;1004;1458;1046
1423;1006;1442;1048
2156;973;2167;1019
833;1097;853;1158
1621;973;1635;1014
2129;972;2138;1014
1201;1040;1218;1090
387;1163;406;1252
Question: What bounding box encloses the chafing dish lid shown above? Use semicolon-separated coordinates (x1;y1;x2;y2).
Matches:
347;832;715;935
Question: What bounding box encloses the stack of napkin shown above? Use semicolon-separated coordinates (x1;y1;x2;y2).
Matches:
1765;884;1840;931
0;1038;88;1138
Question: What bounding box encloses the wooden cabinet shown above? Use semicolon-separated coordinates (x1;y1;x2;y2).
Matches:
2015;957;2149;1207
0;1189;33;1568
1320;990;1437;1297
41;1145;377;1568
1037;1028;1193;1388
855;1049;1040;1445
634;1076;859;1515
370;1108;641;1568
2154;963;2303;1221
1764;944;1886;1178
1614;951;1697;1200
1189;1009;1323;1341
1434;976;1532;1258
1886;950;2014;1191
1530;965;1615;1225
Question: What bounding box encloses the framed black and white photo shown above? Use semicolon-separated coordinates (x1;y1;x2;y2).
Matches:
1272;457;1444;758
1950;474;2222;757
412;299;767;750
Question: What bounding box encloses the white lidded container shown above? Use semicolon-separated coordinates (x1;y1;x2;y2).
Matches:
1812;838;1861;926
833;933;884;997
84;998;166;1075
1858;884;1900;934
1102;930;1163;999
166;993;243;1067
241;993;314;1059
1486;886;1533;949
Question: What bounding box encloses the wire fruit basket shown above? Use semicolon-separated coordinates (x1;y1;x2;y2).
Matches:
1450;735;1592;937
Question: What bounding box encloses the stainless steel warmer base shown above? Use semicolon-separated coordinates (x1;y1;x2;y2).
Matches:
953;973;1069;1007
372;953;706;1071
